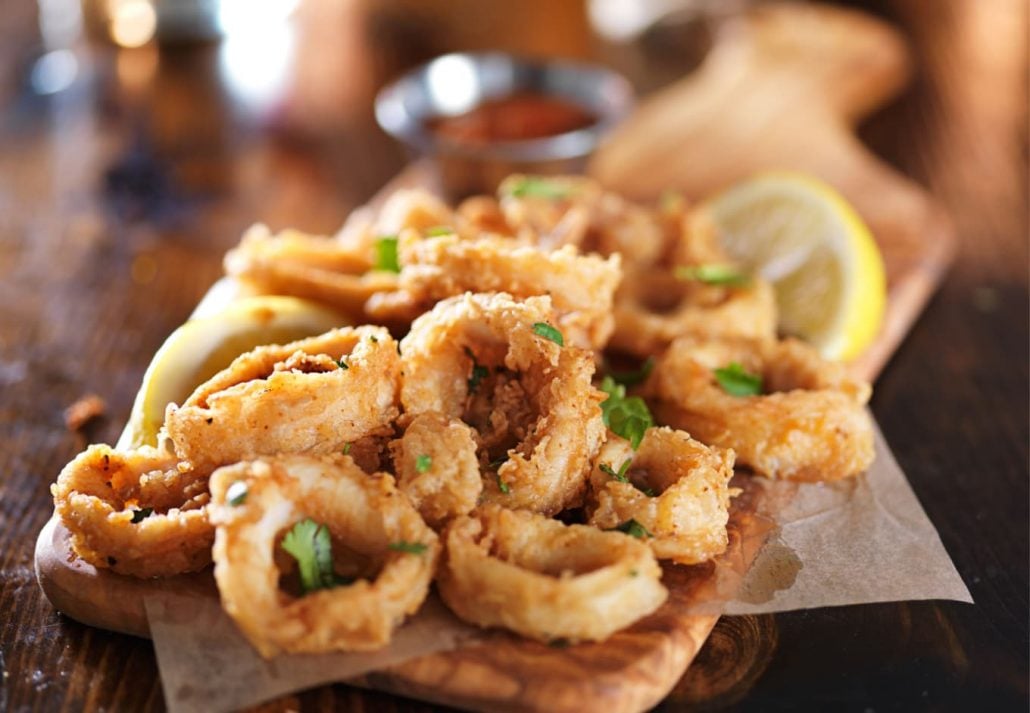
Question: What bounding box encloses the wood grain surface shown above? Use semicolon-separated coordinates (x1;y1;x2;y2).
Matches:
1;0;1026;711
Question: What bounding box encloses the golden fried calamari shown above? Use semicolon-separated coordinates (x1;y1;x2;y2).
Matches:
647;335;874;481
50;173;879;656
400;293;606;515
437;505;667;642
587;429;736;564
224;224;398;317
52;444;212;577
165;326;400;473
210;454;439;657
390;413;481;529
367;233;621;349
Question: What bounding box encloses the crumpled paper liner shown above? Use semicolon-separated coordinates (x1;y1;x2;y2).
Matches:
147;423;971;713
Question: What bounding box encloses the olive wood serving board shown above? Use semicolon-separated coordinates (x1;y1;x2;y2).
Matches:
36;3;953;712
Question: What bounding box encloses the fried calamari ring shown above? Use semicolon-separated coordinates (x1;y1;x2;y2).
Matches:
210;454;440;657
389;413;481;529
400;293;605;515
51;444;212;578
224;191;455;318
610;269;777;357
587;428;736;564
437;505;667;643
165;326;400;473
496;175;668;270
224;224;398;317
367;234;621;349
646;335;874;481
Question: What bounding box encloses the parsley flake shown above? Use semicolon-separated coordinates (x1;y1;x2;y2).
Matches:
336;356;349;370
531;322;564;346
599;459;631;483
507;177;574;200
342;442;351;455
714;362;763;397
389;541;428;555
425;225;453;237
281;518;344;594
495;472;511;494
599;376;653;450
226;481;248;506
464;347;489;394
606;356;655;387
129;507;153;524
675;264;750;287
374;235;401;273
415;454;432;473
612;519;652;539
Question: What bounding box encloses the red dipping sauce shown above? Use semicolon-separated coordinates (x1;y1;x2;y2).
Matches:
427;93;597;145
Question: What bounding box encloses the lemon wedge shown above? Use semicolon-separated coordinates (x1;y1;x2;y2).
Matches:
117;295;349;449
703;172;886;361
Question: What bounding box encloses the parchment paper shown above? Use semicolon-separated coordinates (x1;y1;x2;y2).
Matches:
146;424;972;713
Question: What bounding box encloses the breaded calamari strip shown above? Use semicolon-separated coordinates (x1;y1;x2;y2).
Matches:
587;428;736;564
210;454;439;657
165;326;400;473
399;293;605;515
646;336;874;481
437;505;667;643
51;444;212;578
367;234;621;349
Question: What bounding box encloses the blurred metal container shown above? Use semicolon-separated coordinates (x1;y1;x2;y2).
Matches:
375;52;634;198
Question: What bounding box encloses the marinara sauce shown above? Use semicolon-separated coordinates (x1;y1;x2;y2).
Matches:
427;93;596;144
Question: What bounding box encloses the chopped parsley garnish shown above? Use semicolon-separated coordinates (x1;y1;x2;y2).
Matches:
369;335;379;343
226;481;248;507
342;442;351;455
129;507;153;524
389;541;428;555
495;472;511;494
612;519;652;539
599;459;631;483
425;225;453;237
374;235;401;273
714;362;763;397
531;322;564;347
464;346;489;394
281;518;346;594
336;356;349;370
489;455;509;470
507;177;573;200
607;356;655;387
599;376;653;450
629;569;639;577
675;264;750;287
415;454;432;473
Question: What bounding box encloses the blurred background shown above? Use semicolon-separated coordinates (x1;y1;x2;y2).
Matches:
1;0;1024;241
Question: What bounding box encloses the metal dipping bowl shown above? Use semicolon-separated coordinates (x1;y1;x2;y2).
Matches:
375;52;635;198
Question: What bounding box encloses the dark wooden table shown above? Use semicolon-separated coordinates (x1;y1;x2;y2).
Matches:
1;1;1026;711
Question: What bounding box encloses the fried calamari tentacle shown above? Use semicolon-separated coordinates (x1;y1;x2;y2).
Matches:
437;505;667;643
587;428;736;564
165;326;400;473
400;293;605;515
210;454;439;657
646;336;874;481
390;413;481;530
51;444;212;578
367;234;621;349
